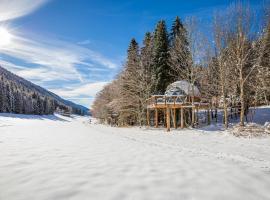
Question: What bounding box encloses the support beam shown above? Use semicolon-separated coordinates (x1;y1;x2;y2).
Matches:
173;108;177;129
181;107;184;129
147;108;150;127
196;106;199;126
164;109;166;127
166;107;170;132
192;106;195;127
155;108;158;128
178;108;181;128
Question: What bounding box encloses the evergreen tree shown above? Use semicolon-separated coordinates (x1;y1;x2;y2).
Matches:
36;96;43;115
14;91;22;114
152;20;172;94
119;39;140;125
44;96;50;114
169;16;191;81
133;32;155;125
0;79;4;112
1;84;8;112
261;24;270;67
141;32;154;95
6;85;13;112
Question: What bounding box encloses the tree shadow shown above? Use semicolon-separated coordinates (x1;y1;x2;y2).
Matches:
196;124;226;132
0;113;70;122
250;107;270;125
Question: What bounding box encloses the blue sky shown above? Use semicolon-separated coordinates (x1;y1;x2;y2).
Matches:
0;0;264;107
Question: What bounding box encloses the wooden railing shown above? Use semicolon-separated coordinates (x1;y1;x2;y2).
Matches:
146;95;187;106
146;95;210;109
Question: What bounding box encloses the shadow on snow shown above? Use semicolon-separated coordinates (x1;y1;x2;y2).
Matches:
0;113;69;122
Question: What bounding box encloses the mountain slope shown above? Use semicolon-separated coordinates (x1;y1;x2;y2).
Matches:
0;65;89;115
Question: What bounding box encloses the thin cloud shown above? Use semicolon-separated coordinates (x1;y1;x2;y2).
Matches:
68;97;95;109
0;0;50;22
51;82;108;99
0;31;118;83
77;39;92;45
0;60;77;84
51;81;108;107
0;60;26;70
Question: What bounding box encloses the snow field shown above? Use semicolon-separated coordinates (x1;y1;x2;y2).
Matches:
0;113;270;200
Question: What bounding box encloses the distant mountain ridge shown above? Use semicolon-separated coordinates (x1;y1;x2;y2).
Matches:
0;65;89;115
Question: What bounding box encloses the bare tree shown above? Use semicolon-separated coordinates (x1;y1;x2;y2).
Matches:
225;3;260;126
212;11;232;128
184;17;208;103
92;80;121;123
257;23;270;105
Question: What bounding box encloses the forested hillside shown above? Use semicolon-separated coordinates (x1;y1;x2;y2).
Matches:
0;66;89;115
92;3;270;127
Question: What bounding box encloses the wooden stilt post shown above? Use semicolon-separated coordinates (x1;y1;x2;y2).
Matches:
155;108;158;128
147;108;150;127
178;108;181;128
192;106;195;127
173;108;177;129
181;107;184;129
207;107;211;125
166;107;170;132
164;108;166;127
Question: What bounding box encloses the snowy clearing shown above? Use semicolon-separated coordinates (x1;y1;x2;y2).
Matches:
1;113;270;200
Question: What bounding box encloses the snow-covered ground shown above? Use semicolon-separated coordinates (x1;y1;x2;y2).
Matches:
0;110;270;200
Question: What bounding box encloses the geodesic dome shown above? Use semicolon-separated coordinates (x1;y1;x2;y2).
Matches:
165;80;200;97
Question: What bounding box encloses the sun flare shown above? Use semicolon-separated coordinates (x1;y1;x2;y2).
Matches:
0;27;12;46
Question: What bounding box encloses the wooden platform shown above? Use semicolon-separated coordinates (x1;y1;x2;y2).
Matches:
146;95;210;132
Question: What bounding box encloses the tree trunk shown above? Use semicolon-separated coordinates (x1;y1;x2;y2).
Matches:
224;100;228;129
239;82;245;126
222;83;228;128
264;91;269;105
166;107;170;132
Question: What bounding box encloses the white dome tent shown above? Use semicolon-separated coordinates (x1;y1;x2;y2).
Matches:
146;80;210;131
165;80;200;97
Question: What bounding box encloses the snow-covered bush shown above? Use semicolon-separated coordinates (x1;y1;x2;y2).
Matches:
230;123;269;138
264;122;270;134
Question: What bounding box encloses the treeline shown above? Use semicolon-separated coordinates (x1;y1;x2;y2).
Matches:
92;3;270;127
0;66;78;115
0;72;67;115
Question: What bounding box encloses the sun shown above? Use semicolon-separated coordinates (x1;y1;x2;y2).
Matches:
0;27;12;46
